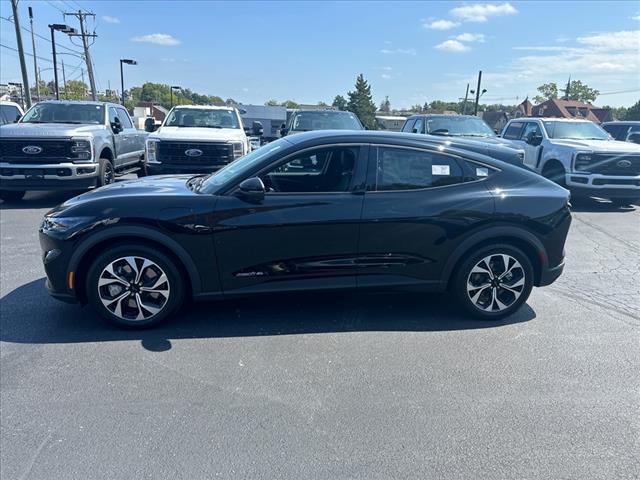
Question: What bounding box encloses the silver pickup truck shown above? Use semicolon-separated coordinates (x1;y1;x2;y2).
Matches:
0;100;147;202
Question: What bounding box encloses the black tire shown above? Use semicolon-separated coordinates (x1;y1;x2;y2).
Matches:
136;162;148;178
452;244;534;320
0;190;26;202
86;244;185;328
541;162;566;188
610;198;637;208
97;158;115;187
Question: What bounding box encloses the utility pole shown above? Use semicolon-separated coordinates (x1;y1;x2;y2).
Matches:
473;70;482;116
462;83;470;115
28;7;40;101
65;10;97;100
10;0;32;108
61;58;67;99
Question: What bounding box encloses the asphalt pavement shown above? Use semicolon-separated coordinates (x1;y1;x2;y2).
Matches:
1;189;639;480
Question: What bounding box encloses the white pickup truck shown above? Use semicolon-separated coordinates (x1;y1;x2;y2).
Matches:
144;105;263;175
501;118;640;206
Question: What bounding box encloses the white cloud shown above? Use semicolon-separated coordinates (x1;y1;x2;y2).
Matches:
576;30;640;50
381;66;393;71
131;33;181;46
102;16;120;24
455;33;485;43
632;15;640;20
435;40;470;53
513;46;576;51
450;2;517;22
381;74;392;79
424;19;460;30
380;48;417;55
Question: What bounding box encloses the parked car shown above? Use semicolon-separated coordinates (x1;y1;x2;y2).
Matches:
144;105;260;175
40;130;571;328
501;118;640;206
0;100;24;125
601;121;640;144
280;109;364;136
402;114;526;167
0;100;147;202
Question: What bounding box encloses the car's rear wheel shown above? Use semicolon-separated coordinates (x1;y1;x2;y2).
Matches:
0;190;26;202
86;245;184;328
453;245;534;320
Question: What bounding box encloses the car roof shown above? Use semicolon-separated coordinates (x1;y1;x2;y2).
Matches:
171;105;236;110
292;109;353;114
511;118;594;123
35;100;119;108
407;114;476;119
602;121;640;125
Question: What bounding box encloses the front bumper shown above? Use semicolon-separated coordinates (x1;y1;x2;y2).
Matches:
40;230;78;303
147;163;226;175
565;173;640;198
0;162;99;191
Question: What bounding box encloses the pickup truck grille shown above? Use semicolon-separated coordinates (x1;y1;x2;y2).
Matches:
0;139;73;164
587;153;640;176
157;141;234;166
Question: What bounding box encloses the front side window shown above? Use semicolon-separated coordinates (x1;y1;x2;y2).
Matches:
108;107;118;124
0;104;20;124
543;121;609;140
412;117;425;134
402;118;416;133
375;147;465;191
261;146;359;193
164;108;240;129
117;108;133;128
503;122;524;140
520;122;542;141
21;103;104;125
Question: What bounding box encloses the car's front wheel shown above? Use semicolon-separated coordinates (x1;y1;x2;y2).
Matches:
453;245;534;320
86;245;185;328
0;190;26;202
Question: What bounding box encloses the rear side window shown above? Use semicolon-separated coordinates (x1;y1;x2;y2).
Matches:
462;160;499;180
503;122;524;140
375;147;465;191
401;118;416;133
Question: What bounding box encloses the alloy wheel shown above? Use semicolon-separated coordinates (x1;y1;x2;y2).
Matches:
103;162;114;185
97;256;170;321
466;254;526;312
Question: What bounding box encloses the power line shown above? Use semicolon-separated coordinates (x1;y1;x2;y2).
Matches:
598;88;640;96
45;0;66;14
0;42;54;64
0;16;83;55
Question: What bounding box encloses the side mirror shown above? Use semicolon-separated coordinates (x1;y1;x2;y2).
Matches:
111;117;123;134
252;121;263;137
144;117;156;132
280;123;287;137
14;114;21;123
526;133;543;146
627;132;640;144
236;177;265;203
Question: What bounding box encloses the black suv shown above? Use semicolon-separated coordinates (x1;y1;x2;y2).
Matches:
280;109;364;137
40;130;570;328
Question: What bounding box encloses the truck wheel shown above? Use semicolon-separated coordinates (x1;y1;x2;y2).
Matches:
452;244;534;320
97;158;115;187
86;244;185;328
542;162;566;188
137;163;148;178
0;190;26;202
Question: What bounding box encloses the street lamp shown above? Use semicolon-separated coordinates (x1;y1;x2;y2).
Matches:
170;85;180;108
120;59;137;106
48;24;77;100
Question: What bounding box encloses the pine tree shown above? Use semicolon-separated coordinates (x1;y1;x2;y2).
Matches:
379;96;391;113
332;95;347;111
347;74;378;130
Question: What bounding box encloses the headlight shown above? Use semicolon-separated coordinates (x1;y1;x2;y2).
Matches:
41;216;92;233
146;139;160;163
574;153;593;172
231;141;244;159
71;137;93;162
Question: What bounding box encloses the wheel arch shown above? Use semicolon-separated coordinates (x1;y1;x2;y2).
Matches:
98;146;114;160
541;158;565;174
69;226;202;303
442;226;549;289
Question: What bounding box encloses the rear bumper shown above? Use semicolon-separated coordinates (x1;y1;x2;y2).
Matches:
538;261;565;287
0;161;99;191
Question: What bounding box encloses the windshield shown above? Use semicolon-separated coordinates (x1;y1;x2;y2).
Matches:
200;139;288;192
543;121;609;140
165;108;240;128
291;111;362;131
425;116;496;137
21;103;104;124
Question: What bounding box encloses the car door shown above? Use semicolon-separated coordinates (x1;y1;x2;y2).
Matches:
212;143;369;294
357;144;495;289
518;121;544;170
116;107;140;166
108;106;127;168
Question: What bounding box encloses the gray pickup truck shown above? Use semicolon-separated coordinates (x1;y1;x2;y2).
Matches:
0;100;147;202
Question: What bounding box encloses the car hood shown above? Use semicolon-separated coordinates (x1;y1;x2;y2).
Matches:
549;138;640;152
150;126;246;142
59;175;196;208
0;122;105;137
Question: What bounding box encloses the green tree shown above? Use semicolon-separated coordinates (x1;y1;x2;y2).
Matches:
281;100;299;109
408;104;422;113
622;100;640;120
63;80;88;100
347;74;377;129
317;101;328;107
533;82;559;103
379;96;391;113
332;95;347;110
428;100;460;113
265;99;280;106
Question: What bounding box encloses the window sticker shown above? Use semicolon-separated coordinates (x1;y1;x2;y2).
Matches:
476;167;489;177
432;164;450;176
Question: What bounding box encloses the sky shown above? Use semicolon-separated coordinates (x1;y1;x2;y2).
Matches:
1;0;639;108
